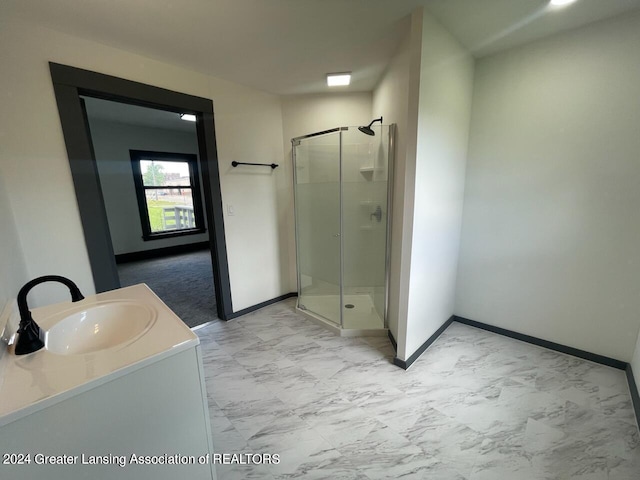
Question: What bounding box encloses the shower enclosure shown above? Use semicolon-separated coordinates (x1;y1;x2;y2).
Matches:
292;123;394;334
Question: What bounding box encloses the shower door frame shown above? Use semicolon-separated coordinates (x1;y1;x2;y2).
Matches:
384;124;396;328
291;125;395;330
338;129;345;329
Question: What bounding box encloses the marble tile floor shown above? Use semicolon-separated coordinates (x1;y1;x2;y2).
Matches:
196;299;640;479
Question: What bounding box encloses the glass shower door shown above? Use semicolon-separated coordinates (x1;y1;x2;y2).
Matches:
293;131;342;326
341;125;390;330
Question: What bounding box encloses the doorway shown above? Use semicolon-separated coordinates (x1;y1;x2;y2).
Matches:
82;97;217;327
50;63;233;321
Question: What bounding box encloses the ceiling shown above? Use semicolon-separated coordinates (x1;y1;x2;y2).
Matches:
7;0;640;96
83;97;196;133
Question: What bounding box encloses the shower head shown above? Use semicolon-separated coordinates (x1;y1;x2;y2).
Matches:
358;117;383;136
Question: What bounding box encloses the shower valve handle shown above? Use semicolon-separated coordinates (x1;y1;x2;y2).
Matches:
370;206;382;223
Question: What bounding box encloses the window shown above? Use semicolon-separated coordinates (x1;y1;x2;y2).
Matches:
130;150;206;240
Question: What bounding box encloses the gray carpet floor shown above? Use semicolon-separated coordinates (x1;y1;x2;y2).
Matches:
118;250;217;328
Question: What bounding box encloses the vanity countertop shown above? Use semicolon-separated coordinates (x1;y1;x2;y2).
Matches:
0;284;199;427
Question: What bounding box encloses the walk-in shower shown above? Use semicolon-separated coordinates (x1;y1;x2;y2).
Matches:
292;123;394;335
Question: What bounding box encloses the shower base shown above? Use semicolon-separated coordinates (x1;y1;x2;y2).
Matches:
297;294;387;337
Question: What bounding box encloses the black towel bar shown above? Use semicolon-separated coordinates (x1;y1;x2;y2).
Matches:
232;161;278;169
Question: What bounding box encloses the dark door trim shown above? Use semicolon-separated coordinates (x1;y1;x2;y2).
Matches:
49;62;233;320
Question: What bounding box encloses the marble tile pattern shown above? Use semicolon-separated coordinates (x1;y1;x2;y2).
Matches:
196;299;640;479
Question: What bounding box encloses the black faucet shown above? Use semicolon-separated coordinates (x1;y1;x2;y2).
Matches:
15;275;85;356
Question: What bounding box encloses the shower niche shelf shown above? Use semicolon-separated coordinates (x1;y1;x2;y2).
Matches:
359;166;383;181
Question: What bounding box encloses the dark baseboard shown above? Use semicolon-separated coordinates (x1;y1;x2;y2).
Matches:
226;292;297;320
115;241;210;264
452;315;627;370
626;365;640;430
388;330;397;352
393;316;455;370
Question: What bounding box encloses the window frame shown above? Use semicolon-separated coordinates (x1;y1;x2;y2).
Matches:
130;149;206;241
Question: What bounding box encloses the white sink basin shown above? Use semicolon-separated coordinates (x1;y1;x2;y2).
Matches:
45;301;157;355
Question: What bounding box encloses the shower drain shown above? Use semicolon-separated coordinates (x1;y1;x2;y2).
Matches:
344;304;355;309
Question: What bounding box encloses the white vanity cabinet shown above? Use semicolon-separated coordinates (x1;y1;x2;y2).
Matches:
0;285;216;480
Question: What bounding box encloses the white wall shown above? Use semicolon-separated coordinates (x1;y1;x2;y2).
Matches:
280;92;373;292
455;12;640;361
632;333;640;389
281;92;373;141
88;118;207;255
0;175;28;309
0;17;288;311
372;23;416;350
402;10;475;361
0;173;28;394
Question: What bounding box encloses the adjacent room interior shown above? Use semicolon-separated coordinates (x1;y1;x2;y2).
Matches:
1;0;640;478
83;97;218;328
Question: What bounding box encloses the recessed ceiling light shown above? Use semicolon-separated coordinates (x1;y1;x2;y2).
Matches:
549;0;578;7
327;73;351;87
180;113;196;122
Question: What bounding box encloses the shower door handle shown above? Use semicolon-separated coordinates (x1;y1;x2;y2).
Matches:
332;233;340;237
